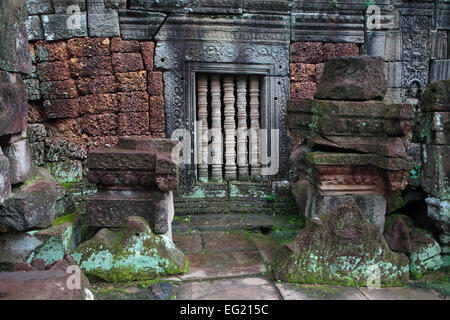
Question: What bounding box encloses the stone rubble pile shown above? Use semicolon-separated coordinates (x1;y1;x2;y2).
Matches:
288;56;414;232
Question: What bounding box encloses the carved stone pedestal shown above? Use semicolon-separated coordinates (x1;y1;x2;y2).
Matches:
85;137;179;239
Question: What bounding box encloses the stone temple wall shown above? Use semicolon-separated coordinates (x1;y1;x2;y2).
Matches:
21;0;450;187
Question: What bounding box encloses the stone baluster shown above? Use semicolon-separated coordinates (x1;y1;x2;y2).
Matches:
237;76;249;180
210;75;223;182
249;76;261;179
197;75;208;182
223;76;237;180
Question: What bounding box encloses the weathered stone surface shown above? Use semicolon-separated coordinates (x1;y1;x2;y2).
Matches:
0;150;11;203
0;168;64;233
41;13;88;41
0;71;29;136
426;198;450;235
0;0;31;74
384;214;414;254
85;190;173;234
26;0;54;15
276;283;367;300
24;78;41;100
40;79;78;100
140;41;154;70
118;112;150;136
81;113;117;136
79;93;118;115
409;229;443;279
420;80;449;112
119;10;166;40
112;53;144;73
3;138;34;185
315;56;387;101
306;192;387;232
116;70;147;92
35;41;69;62
117;91;149;112
87;0;120;38
52;0;86;13
177;277;279;300
43;98;80;119
72;216;188;282
291;1;365;43
111;37;140;53
0;269;93;300
287;99;414;139
272;200;409;287
148;71;163;96
69;56;113;77
67;37;111;58
418;111;450;145
0;214;81;268
421;145;450;200
37;60;71;81
25;15;45;41
76;75;117;94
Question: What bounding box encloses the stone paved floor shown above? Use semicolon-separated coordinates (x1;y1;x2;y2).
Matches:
91;214;449;300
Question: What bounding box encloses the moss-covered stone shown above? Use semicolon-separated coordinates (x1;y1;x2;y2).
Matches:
272;199;409;287
73;216;188;283
420;80;450;113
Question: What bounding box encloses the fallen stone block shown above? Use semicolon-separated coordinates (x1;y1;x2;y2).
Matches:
72;216;188;282
409;229;443;279
314;56;387;101
272;199;409;287
0;213;81;269
0;168;65;233
0;253;93;300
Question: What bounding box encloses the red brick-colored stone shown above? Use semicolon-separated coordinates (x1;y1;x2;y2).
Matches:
76;76;117;95
118;112;150;136
323;43;359;61
79;93;118;115
81;113;118;136
290;81;317;100
69;56;113;78
140;42;155;71
111;53;144;73
43;98;80;119
117;91;149;112
28;102;45;123
150;95;165;133
291;42;324;64
37;61;71;81
85;136;119;151
35;41;69;62
111;37;141;53
67;37;111;57
148;71;164;96
290;63;316;83
51;118;83;137
40;79;78;100
116;71;147;92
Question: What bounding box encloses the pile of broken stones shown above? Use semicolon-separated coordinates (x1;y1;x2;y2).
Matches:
0;137;188;299
279;56;448;286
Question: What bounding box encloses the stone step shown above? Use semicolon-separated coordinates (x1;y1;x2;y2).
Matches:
174;181;299;216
